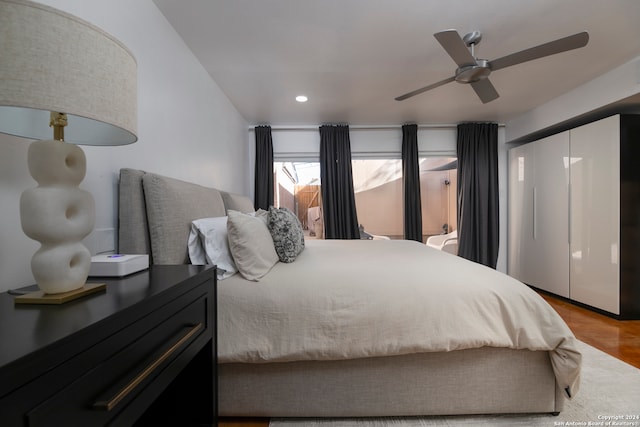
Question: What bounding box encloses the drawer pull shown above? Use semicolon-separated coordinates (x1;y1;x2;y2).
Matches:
93;323;203;411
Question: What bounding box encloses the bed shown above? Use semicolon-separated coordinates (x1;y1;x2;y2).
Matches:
117;168;581;418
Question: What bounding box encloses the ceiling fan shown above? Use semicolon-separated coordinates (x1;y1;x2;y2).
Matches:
395;29;589;104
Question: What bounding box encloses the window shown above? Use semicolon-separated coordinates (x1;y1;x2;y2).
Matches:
351;159;402;238
274;162;321;234
274;158;457;240
419;157;457;237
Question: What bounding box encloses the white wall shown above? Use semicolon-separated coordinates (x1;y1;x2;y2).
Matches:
0;0;248;292
506;56;640;142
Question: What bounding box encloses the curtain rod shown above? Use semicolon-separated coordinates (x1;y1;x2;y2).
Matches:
248;123;505;131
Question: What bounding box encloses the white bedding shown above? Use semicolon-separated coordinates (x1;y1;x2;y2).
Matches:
218;239;581;398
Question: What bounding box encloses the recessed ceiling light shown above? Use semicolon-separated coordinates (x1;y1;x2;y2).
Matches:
295;95;308;103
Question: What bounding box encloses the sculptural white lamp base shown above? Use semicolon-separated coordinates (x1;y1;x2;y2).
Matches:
14;117;108;304
20;123;95;294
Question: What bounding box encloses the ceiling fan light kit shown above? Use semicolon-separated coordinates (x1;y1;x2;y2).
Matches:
396;29;589;104
455;59;491;83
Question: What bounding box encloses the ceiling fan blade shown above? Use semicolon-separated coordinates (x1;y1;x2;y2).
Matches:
395;76;456;101
434;29;476;67
470;79;499;103
489;31;589;72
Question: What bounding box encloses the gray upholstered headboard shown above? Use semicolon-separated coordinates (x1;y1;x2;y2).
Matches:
117;168;254;264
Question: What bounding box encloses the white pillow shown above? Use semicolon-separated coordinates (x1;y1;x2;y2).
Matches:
226;209;279;281
187;216;237;280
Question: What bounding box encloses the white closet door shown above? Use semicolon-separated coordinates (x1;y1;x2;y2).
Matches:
508;133;569;296
570;115;620;314
508;143;535;284
530;133;570;297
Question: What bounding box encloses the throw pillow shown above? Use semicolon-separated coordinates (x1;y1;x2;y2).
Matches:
226;210;279;281
267;206;305;263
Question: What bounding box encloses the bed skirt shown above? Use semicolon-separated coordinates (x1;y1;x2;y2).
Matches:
219;346;564;417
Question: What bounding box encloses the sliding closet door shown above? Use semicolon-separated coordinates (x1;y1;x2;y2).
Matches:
508;143;535;284
530;133;570;297
570;115;620;314
508;133;569;296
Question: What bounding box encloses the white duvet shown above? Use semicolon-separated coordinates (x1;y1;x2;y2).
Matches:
218;239;581;398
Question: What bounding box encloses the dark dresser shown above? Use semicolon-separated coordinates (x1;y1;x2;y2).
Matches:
0;265;217;427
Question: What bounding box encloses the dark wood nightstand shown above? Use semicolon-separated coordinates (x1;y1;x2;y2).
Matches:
0;265;217;427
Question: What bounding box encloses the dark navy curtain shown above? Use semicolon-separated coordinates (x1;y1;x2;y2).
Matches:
402;124;423;242
254;125;274;210
319;124;360;239
456;122;499;268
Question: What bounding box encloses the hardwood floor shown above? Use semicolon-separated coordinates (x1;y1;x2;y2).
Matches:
540;292;640;369
218;291;640;427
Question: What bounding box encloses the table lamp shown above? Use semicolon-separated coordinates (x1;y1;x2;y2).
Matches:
0;0;137;297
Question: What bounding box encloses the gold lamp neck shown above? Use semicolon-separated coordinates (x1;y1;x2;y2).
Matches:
49;112;67;141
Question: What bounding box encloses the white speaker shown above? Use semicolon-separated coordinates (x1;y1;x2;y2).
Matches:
89;254;149;277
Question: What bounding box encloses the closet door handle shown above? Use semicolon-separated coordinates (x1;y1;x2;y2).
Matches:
568;183;572;245
533;187;537;240
93;323;203;411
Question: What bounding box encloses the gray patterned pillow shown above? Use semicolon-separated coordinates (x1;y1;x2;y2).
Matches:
267;207;305;263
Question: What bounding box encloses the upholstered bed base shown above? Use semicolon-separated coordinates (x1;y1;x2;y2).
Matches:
219;347;563;417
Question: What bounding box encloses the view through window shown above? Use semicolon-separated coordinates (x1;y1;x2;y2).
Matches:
274;158;457;242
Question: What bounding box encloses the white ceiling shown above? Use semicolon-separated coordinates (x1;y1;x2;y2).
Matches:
153;0;640;127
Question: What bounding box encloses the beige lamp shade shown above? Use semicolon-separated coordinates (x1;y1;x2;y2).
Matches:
0;0;138;294
0;0;137;145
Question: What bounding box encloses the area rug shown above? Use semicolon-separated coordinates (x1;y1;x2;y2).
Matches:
270;341;640;427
